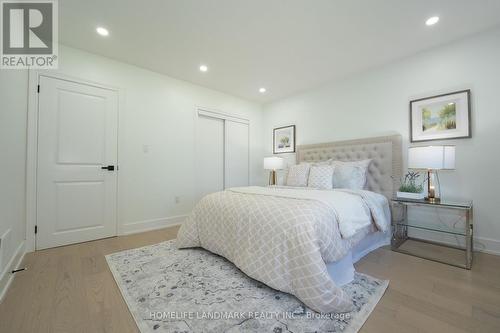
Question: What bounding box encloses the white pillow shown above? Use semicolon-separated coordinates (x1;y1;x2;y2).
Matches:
331;159;371;190
308;165;334;189
286;163;311;187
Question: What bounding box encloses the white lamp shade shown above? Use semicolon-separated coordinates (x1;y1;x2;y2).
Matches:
408;146;455;170
264;157;285;170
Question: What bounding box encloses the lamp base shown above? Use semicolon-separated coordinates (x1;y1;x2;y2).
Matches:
426;170;441;204
268;170;277;186
425;197;441;203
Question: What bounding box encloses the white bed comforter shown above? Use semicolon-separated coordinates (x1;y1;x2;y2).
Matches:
176;186;390;313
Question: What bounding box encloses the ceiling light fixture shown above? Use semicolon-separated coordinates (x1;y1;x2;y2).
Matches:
199;65;208;72
425;16;440;26
259;87;267;93
96;27;109;36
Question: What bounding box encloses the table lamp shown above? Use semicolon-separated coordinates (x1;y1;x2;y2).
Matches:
408;146;455;203
264;157;285;185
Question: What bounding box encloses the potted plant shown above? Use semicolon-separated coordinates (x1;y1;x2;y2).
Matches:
397;171;425;199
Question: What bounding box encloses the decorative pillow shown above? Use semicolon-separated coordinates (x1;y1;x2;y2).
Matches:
307;165;334;189
286;163;311;187
331;159;372;190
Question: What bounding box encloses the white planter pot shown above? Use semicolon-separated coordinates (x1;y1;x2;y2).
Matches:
396;191;425;200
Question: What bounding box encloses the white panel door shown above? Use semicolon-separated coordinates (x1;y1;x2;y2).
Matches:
225;121;249;188
36;76;118;250
196;115;225;199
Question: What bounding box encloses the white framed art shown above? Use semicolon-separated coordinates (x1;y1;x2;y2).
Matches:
273;125;296;154
410;90;471;142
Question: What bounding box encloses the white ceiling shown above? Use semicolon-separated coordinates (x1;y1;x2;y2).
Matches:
59;0;500;103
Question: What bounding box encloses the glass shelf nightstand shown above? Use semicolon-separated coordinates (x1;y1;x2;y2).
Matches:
391;197;473;269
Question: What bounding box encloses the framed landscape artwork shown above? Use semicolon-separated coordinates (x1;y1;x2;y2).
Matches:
273;125;296;154
410;90;471;142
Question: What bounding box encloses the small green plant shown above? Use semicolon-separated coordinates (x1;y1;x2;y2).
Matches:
398;171;424;193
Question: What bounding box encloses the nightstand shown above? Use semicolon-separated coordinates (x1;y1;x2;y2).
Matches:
391;198;473;269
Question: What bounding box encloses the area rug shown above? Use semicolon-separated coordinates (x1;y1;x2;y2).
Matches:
106;240;388;333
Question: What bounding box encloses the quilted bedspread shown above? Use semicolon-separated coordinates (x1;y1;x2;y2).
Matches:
176;186;390;313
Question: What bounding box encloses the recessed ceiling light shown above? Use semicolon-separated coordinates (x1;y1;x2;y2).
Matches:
425;16;440;26
199;65;208;72
259;87;267;93
96;27;109;36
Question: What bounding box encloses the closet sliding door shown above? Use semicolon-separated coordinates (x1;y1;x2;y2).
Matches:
196;115;225;198
225;120;249;188
196;109;249;199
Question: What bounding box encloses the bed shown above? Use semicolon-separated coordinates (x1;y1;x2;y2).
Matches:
177;134;402;313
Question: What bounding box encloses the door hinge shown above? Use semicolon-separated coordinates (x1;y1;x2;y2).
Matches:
37;85;40;93
35;225;38;234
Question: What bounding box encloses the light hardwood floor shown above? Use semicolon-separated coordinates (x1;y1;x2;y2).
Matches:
1;225;499;333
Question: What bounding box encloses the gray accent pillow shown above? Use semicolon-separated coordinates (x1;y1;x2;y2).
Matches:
307;165;334;190
331;159;372;190
286;163;311;187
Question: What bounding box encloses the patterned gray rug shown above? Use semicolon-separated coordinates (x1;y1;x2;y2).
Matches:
106;240;388;333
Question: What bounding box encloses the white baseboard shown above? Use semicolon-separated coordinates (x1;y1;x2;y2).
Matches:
121;215;186;236
474;236;500;256
0;241;26;302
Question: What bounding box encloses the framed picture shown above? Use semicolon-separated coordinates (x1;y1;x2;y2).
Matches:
273;125;296;154
410;90;471;142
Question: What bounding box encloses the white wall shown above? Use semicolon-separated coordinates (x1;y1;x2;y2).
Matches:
53;45;264;234
0;69;28;293
0;44;264;271
264;28;500;254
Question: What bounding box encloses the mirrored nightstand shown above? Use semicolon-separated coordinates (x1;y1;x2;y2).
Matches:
391;197;473;269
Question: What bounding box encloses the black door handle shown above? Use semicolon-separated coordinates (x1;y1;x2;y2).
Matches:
101;165;115;171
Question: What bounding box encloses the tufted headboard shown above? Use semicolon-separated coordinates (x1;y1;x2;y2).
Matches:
296;134;402;199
